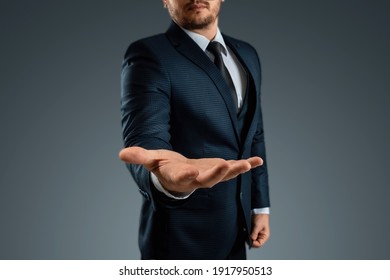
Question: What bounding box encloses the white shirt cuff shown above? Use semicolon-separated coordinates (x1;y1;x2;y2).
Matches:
150;173;195;200
251;207;270;215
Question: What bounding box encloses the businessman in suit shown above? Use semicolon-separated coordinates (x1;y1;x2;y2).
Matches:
119;0;270;259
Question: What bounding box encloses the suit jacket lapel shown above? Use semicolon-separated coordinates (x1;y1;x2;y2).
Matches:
224;36;260;148
224;36;261;95
165;22;240;143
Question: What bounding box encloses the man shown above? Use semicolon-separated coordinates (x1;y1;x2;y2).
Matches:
119;0;270;259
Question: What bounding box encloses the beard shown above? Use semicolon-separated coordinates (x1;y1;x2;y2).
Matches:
180;14;216;30
168;1;221;31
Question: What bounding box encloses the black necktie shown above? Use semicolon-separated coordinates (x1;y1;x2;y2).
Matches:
207;41;238;111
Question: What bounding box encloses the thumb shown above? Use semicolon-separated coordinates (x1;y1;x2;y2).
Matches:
119;146;154;166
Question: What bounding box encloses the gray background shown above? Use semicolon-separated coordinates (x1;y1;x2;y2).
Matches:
1;0;389;259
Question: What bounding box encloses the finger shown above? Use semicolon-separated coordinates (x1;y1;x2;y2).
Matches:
251;226;270;248
222;157;263;181
247;156;263;168
222;160;251;181
252;239;262;248
253;232;270;248
251;234;265;248
250;221;264;245
260;233;270;245
119;146;148;163
119;146;157;168
250;223;262;242
195;160;230;187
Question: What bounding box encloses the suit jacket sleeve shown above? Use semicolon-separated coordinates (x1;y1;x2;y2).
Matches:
120;40;172;202
250;47;270;209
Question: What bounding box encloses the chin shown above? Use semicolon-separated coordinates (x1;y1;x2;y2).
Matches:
184;16;214;29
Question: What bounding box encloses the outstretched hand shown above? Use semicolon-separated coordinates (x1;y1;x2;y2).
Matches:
119;147;263;194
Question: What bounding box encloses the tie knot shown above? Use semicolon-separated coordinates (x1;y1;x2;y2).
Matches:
207;41;224;56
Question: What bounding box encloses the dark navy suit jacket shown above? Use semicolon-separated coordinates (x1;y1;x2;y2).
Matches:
121;22;270;259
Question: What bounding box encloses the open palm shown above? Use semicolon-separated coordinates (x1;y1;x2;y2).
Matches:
119;146;263;193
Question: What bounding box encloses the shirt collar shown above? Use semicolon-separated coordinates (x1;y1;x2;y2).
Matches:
181;27;228;56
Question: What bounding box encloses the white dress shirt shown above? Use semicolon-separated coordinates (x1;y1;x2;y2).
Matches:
151;27;269;215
